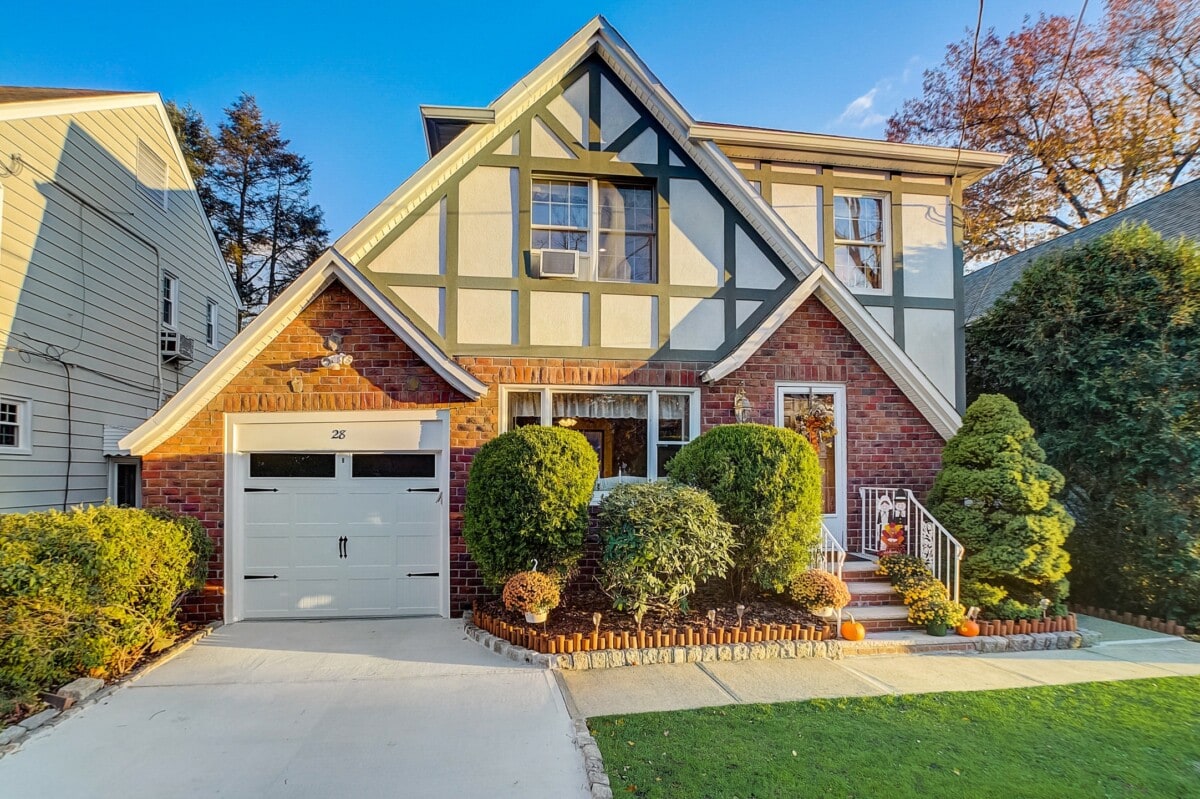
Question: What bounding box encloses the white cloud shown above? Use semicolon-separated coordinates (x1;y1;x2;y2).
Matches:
836;87;886;128
828;56;923;136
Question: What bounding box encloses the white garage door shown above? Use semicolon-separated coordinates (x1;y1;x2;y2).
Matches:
240;451;444;619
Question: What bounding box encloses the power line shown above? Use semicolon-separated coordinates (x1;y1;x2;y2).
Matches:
951;0;986;183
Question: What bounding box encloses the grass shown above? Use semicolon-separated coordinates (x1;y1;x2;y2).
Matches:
590;677;1200;798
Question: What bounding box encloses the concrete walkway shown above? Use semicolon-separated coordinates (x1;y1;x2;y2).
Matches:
560;617;1200;718
0;619;590;799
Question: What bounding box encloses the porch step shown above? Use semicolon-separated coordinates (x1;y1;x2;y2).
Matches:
842;604;918;633
841;560;889;583
845;581;900;608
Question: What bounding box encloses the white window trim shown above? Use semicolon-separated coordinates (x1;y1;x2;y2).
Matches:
499;385;700;498
0;395;33;456
832;190;891;296
775;382;848;545
531;176;657;284
162;273;179;329
108;456;142;507
205;299;220;347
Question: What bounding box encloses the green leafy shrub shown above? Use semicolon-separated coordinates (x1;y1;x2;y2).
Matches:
968;225;1200;625
788;569;851;612
666;424;822;598
0;505;208;697
464;425;599;589
597;482;735;620
927;394;1073;619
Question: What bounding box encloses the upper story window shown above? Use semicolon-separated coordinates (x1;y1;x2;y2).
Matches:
0;396;32;455
205;299;219;346
833;192;889;293
162;274;179;328
532;177;656;283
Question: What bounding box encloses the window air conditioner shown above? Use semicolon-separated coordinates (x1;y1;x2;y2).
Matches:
160;330;195;364
532;248;580;279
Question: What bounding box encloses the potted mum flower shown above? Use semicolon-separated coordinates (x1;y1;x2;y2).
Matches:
789;569;851;619
502;570;561;624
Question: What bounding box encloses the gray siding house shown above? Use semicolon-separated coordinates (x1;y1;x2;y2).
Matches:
0;87;241;513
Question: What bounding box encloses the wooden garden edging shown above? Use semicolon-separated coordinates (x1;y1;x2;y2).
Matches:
1071;605;1190;636
973;615;1077;636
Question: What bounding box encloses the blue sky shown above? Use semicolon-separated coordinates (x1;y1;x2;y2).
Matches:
6;1;1091;235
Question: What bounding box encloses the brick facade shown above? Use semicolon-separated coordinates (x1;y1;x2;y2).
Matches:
143;282;946;622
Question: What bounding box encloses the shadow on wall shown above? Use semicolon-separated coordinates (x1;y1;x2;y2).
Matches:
0;121;223;512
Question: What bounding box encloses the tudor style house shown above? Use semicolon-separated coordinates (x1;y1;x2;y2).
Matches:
0;87;241;514
122;18;1005;624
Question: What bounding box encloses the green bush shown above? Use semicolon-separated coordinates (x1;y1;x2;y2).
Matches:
927;395;1073;619
597;482;735;620
0;505;208;697
666;423;822;598
463;425;599;589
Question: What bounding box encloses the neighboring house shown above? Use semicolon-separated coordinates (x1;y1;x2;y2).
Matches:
965;178;1200;322
0;87;242;513
122;18;1005;624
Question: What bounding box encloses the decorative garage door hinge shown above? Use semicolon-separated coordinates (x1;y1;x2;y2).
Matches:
244;574;279;580
244;487;278;493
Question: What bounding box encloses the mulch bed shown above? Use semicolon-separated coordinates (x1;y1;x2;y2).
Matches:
475;582;827;643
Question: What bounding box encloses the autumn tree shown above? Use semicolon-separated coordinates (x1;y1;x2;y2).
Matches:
168;94;328;314
888;0;1200;263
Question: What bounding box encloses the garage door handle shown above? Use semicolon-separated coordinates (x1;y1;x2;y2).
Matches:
407;572;440;577
244;487;278;493
406;488;440;493
244;574;278;580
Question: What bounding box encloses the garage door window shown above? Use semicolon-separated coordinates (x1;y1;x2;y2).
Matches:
352;453;436;478
249;453;336;478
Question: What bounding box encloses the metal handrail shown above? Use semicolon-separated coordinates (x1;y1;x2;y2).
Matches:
859;486;964;603
809;522;846;581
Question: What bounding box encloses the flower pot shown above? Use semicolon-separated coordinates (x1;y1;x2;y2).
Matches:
814;606;837;619
926;622;949;637
524;610;548;624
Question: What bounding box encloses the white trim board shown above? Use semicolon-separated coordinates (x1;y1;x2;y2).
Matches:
121;250;487;456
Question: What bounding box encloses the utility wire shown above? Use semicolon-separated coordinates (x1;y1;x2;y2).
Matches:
951;0;986;183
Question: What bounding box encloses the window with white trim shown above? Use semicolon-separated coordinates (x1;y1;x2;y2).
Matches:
503;387;698;489
162;274;179;328
109;457;141;507
833;192;889;293
205;299;219;346
0;396;32;454
531;177;656;283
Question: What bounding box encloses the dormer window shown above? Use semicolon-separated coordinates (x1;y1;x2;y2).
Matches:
532;177;656;283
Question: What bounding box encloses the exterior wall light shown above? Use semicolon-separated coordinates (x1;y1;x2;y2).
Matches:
733;390;752;423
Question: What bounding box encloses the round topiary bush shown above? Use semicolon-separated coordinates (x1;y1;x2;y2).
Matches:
666;423;822;598
597;481;735;620
927;394;1073;619
0;505;208;697
463;425;599;589
788;569;851;612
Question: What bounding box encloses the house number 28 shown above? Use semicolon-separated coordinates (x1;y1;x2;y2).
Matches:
330;429;346;440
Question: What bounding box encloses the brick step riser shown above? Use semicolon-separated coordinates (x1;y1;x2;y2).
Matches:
847;597;905;608
859;620;921;633
842;572;890;583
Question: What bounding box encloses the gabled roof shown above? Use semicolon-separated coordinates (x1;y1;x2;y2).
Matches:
0;86;138;104
121;249;487;455
965;178;1200;322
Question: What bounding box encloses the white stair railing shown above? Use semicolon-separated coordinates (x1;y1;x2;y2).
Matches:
859;487;964;603
809;522;846;580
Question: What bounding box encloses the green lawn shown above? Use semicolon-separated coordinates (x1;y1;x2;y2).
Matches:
590;677;1200;798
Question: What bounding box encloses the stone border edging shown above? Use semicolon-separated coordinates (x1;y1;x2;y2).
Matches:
0;621;222;760
461;611;1097;671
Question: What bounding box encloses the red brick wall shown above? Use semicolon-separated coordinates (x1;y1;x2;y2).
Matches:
143;282;945;622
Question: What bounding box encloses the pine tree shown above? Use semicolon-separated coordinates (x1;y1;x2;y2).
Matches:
928;394;1073;619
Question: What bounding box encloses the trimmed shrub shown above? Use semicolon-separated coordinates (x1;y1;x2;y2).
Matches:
597;481;735;620
463;425;599;589
928;394;1073;619
788;569;851;612
0;505;207;697
666;423;822;597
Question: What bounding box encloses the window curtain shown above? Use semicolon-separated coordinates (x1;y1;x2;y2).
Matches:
553;393;648;419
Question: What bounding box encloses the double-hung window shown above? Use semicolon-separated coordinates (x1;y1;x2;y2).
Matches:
503;387;698;491
531;177;656;283
833;192;889;292
162;274;179;328
0;396;32;454
205;299;219;347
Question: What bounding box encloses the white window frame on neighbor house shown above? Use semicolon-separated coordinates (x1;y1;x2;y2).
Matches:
162;273;179;329
832;190;891;295
108;457;142;507
499;385;700;495
0;395;33;455
531;176;657;284
205;299;220;347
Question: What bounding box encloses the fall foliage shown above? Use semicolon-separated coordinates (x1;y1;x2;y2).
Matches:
888;0;1200;263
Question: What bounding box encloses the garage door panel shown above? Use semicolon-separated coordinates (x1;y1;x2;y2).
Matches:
397;535;439;568
344;534;395;567
345;578;396;612
397;578;440;614
295;493;349;525
294;581;340;613
244;580;292;614
293;536;340;568
244;493;293;524
245;535;292;569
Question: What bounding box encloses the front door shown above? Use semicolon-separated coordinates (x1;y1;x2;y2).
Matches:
776;384;847;545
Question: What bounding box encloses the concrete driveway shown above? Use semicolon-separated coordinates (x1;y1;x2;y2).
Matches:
0;619;590;798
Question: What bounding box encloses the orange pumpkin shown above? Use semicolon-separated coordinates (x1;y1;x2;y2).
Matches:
841;614;866;641
957;619;980;637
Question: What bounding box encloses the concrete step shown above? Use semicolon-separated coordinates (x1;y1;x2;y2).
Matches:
841;560;889;582
841;604;919;632
846;580;903;608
